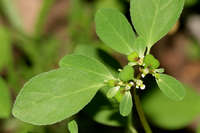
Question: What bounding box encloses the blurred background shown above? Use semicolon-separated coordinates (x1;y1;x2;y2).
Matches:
0;0;200;133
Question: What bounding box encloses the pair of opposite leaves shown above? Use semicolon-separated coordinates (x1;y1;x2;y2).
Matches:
12;0;185;125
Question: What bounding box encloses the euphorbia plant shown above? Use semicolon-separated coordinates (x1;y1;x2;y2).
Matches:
12;0;185;132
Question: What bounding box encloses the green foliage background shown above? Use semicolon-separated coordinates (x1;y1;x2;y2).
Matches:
0;0;200;133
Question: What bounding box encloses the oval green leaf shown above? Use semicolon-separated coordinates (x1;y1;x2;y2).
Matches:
13;65;112;125
156;74;185;101
59;54;114;79
68;120;78;133
120;91;133;116
144;54;160;69
74;44;121;77
107;87;119;98
85;88;127;127
0;77;11;118
142;86;200;129
133;37;147;57
95;8;136;55
130;0;185;47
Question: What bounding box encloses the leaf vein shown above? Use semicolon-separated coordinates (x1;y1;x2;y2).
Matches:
99;11;133;53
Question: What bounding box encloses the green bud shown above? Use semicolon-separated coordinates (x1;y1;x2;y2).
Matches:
119;65;134;82
127;52;139;62
144;54;160;69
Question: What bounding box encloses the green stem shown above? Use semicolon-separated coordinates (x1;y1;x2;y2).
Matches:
127;112;138;133
133;88;152;133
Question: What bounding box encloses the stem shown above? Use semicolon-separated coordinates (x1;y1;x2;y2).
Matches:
127;112;138;133
133;88;152;133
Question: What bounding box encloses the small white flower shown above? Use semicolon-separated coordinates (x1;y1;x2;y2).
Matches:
140;55;144;59
140;84;146;90
141;74;145;78
136;80;143;86
129;81;134;86
118;69;122;72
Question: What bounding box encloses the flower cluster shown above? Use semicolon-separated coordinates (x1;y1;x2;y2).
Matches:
105;79;134;99
128;52;164;79
105;52;164;101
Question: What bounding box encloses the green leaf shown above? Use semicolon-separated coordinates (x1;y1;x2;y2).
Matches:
59;54;114;80
92;108;125;126
84;89;126;127
0;26;12;71
155;68;165;73
156;74;185;101
119;65;134;82
120;91;133;116
142;86;200;129
0;77;11;118
68;120;78;133
74;44;121;77
144;54;160;69
95;8;136;55
12;66;111;125
185;0;197;7
197;124;200;133
74;44;100;59
95;0;124;11
0;0;23;32
13;120;45;133
107;86;120;98
133;37;147;57
130;0;185;47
